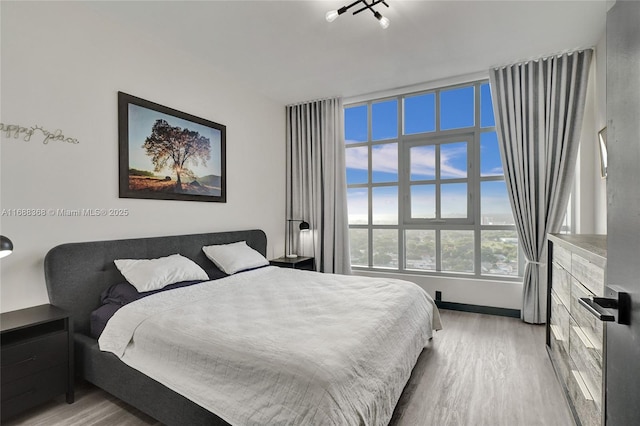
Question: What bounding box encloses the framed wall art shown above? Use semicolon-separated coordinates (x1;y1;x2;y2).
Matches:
118;92;226;202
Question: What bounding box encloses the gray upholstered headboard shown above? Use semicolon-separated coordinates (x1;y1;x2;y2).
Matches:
44;229;267;335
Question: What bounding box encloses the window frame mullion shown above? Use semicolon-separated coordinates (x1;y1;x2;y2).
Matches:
345;79;522;280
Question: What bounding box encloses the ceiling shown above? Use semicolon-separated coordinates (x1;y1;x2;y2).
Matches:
83;0;608;105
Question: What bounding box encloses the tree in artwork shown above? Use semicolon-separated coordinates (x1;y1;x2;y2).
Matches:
142;119;211;191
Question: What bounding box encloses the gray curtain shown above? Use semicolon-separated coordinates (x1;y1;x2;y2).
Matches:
286;98;351;274
489;50;592;323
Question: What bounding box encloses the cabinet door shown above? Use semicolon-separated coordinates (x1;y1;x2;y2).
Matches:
1;367;66;421
1;332;67;384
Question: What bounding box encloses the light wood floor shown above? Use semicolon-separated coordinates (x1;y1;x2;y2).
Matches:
4;310;574;426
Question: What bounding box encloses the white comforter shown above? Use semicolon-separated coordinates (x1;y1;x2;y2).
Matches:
99;266;441;426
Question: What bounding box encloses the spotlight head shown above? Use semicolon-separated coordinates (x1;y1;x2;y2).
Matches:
374;11;390;29
326;10;339;22
326;6;349;23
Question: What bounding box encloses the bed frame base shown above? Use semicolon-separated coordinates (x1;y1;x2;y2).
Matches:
44;229;267;426
75;334;229;426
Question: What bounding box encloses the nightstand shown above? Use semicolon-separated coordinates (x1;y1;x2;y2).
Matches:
1;304;74;421
270;256;315;271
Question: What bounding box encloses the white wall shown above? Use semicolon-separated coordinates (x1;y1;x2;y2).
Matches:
0;2;286;313
357;270;522;310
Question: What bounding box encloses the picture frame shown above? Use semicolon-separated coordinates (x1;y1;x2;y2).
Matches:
118;92;226;202
598;127;608;179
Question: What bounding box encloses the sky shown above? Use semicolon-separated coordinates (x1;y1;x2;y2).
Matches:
345;83;513;225
127;104;222;178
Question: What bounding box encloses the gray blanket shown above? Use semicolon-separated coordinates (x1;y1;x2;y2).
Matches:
100;267;441;426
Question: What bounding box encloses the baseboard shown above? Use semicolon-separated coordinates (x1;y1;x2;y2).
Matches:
434;296;521;318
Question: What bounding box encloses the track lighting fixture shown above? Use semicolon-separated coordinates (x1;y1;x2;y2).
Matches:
326;0;390;29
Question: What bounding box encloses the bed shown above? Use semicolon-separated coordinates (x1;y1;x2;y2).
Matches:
44;229;440;426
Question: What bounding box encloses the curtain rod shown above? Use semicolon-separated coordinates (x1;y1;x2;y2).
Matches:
286;96;341;108
490;46;595;71
344;70;488;105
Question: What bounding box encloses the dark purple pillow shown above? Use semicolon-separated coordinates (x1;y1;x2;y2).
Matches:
144;279;205;296
90;303;122;339
90;279;204;339
100;282;141;306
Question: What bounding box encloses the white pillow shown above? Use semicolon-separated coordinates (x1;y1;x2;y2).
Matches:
202;241;268;274
114;254;209;292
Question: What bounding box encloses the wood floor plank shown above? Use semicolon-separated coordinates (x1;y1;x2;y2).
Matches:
391;310;574;426
4;310;573;425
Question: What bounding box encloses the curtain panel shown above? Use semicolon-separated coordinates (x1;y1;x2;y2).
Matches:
286;98;351;274
490;49;593;324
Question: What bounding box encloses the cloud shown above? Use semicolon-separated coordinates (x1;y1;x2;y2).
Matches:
440;144;467;178
372;144;398;174
347;143;467;179
345;146;368;171
346;144;400;175
482;166;504;176
410;146;436;178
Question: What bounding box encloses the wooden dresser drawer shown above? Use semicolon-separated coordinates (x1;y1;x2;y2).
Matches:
1;366;67;420
571;253;605;296
550;290;570;353
1;331;67;384
570;279;604;360
567;357;601;426
549;318;569;383
549;327;570;385
569;316;602;410
551;262;571;308
553;244;572;271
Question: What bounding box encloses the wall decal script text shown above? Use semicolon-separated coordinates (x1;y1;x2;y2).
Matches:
0;123;80;144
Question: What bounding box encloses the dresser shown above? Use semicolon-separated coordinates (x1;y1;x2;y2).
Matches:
1;304;74;421
547;234;607;426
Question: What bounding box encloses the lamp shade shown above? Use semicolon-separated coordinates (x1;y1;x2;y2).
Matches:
299;221;310;231
0;235;13;259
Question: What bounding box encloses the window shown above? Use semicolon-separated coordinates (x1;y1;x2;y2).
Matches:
345;81;521;279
